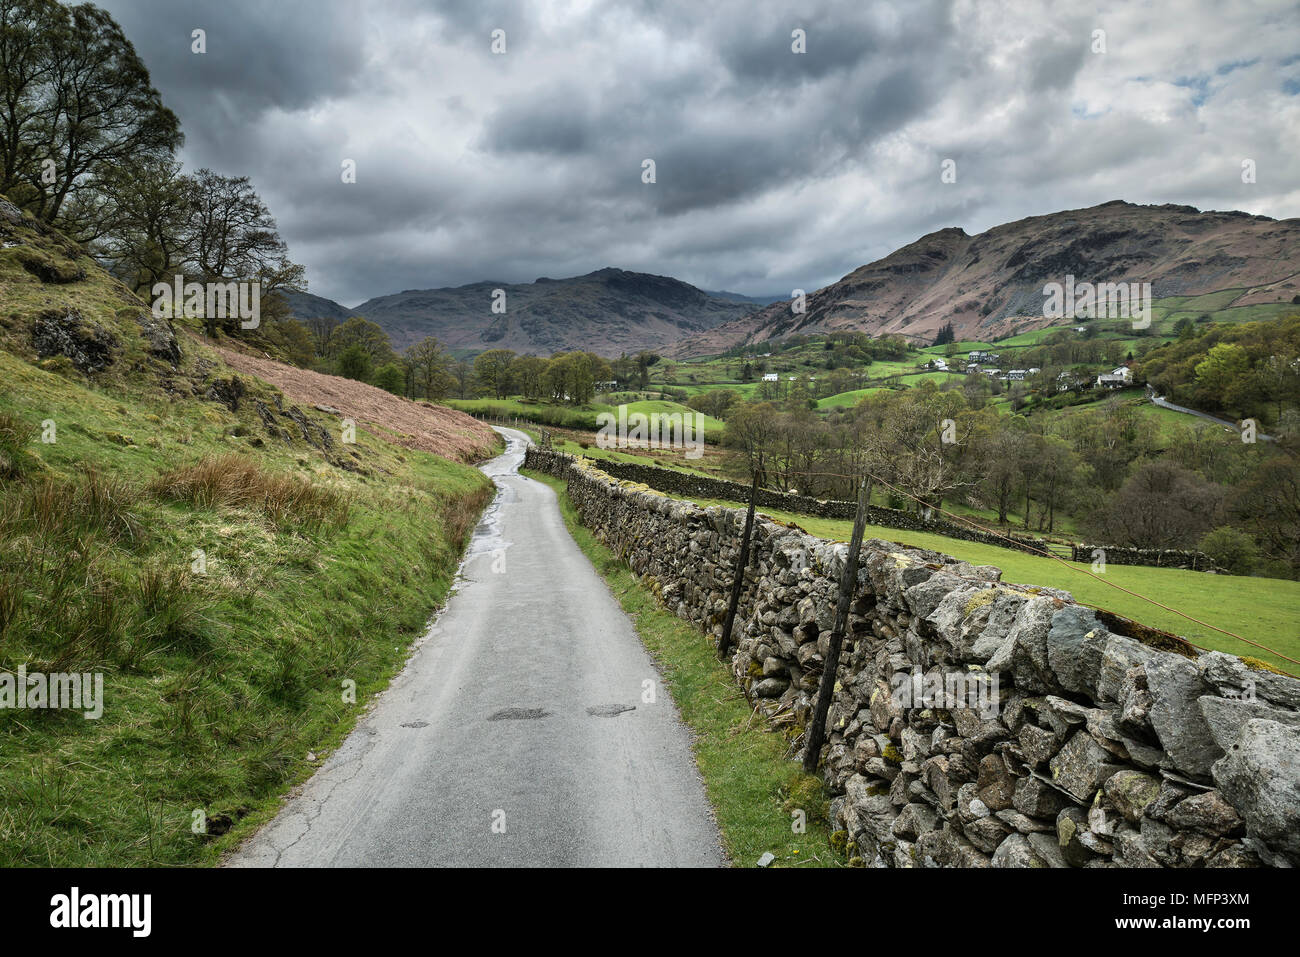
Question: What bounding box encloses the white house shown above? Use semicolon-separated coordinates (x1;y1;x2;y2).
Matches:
928;357;949;371
1057;370;1088;392
1096;366;1133;389
762;373;779;382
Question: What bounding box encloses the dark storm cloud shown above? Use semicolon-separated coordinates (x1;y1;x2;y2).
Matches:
92;0;1300;306
482;89;596;156
102;0;367;121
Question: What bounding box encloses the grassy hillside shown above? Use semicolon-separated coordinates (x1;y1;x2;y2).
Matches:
0;196;499;865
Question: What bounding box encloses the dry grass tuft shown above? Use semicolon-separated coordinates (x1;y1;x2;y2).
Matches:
149;454;349;529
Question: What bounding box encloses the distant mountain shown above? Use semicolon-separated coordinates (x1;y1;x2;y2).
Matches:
669;201;1300;357
703;289;788;306
350;268;761;357
281;290;354;323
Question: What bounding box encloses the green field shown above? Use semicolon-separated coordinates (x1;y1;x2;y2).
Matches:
816;387;888;409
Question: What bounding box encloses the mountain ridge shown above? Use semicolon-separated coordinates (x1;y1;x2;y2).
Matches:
286;267;762;357
668;200;1300;356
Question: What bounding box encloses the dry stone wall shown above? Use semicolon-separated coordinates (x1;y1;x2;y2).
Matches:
578;455;1056;555
525;448;1300;868
1069;543;1220;572
573;455;1218;570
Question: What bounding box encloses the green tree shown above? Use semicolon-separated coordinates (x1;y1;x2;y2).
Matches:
331;316;394;365
687;388;740;420
473;349;517;399
336;344;371;382
267;317;315;368
511;354;549;400
1194;343;1250;400
88;156;194;293
372;362;405;395
186;169;304;322
1198;526;1259;575
406;336;453;400
0;0;183;226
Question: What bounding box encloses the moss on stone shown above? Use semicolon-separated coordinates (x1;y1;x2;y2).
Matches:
963;589;998;617
1094;608;1198;659
1241;655;1288;675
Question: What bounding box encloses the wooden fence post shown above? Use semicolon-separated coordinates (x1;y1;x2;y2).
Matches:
717;470;759;661
803;474;872;774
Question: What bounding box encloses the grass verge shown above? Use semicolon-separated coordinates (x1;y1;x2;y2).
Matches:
523;468;847;869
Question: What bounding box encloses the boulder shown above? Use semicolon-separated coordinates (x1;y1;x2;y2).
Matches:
1211;719;1300;864
1102;769;1161;826
31;308;116;373
891;802;940;842
1045;606;1108;695
992;832;1050;867
1164;790;1243;837
1197;695;1300;752
1145;654;1220;779
1198;652;1300;709
1013;775;1072;819
986;596;1060;693
1096;635;1159;702
1049;731;1124;802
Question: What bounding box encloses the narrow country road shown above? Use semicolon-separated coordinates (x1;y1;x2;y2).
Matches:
228;428;724;868
1147;390;1274;441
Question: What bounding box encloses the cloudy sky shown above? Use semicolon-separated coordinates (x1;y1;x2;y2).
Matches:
97;0;1300;307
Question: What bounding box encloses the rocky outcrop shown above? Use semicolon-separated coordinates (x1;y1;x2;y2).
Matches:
526;448;1300;868
31;307;116;373
132;312;181;365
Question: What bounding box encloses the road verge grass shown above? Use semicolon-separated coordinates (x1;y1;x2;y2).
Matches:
523;468;847;868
